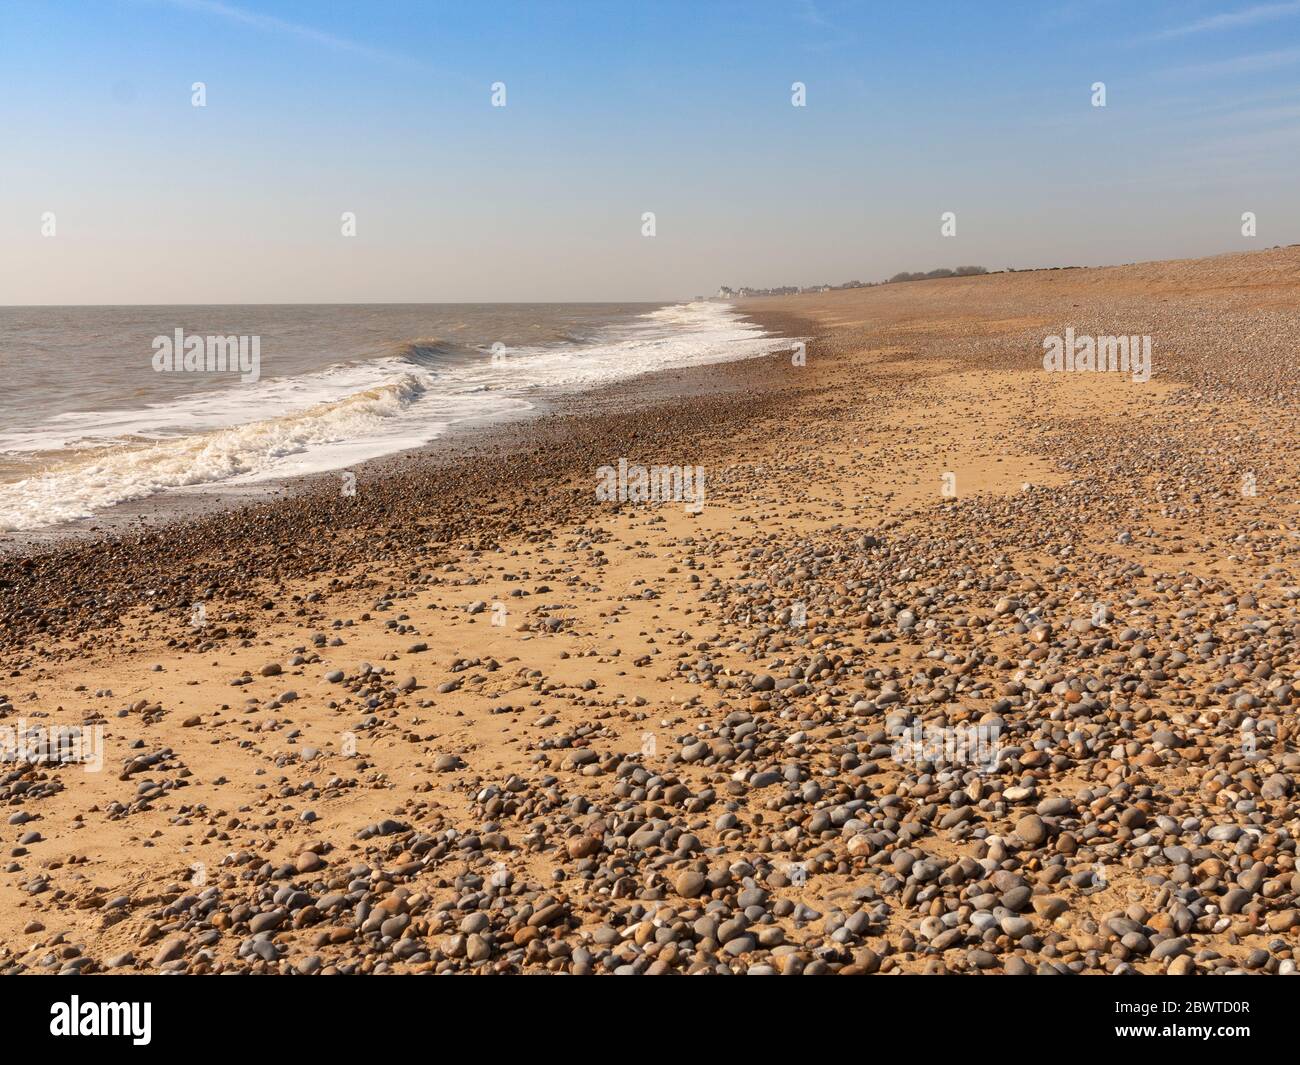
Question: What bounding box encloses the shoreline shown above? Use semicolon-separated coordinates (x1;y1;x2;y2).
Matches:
0;313;815;653
0;298;791;549
5;249;1300;975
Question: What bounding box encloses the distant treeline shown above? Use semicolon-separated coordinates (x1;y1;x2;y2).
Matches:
716;264;998;299
886;265;989;283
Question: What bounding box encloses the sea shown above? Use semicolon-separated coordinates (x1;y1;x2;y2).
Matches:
0;302;788;533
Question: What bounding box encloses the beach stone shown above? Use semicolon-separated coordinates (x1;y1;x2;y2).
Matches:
1015;815;1048;846
567;835;601;860
1032;897;1068;920
1152;937;1189;961
296;851;323;874
250;910;285;934
675;871;707;898
152;935;186;966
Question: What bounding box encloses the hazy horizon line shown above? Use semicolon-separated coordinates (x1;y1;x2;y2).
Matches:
5;240;1296;309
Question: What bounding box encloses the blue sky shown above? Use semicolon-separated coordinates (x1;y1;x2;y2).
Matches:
2;0;1298;303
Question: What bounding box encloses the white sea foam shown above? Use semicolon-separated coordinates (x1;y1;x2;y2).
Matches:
0;302;791;531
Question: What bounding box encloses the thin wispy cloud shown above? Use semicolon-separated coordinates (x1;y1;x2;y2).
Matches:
157;0;425;67
796;0;832;30
1188;84;1300;113
1153;1;1300;39
794;0;857;50
1161;45;1300;77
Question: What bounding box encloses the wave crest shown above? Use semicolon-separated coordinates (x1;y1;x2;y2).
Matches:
0;372;431;531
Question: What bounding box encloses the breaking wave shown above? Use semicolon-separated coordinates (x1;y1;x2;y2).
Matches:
0;302;793;531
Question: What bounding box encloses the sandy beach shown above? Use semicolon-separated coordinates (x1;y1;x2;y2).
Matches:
4;246;1300;975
